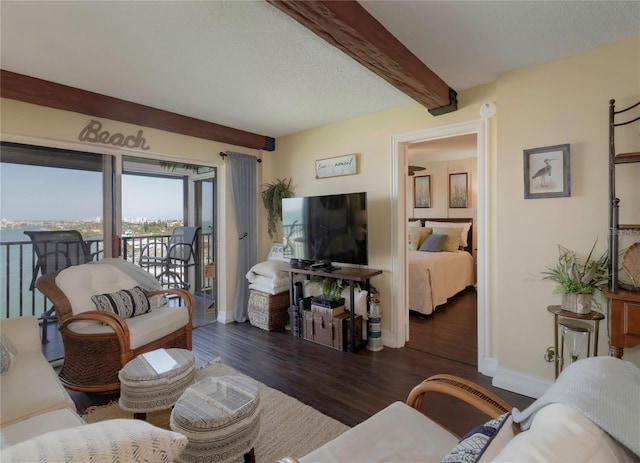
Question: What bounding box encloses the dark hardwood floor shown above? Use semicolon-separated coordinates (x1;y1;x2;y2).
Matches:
406;287;478;366
63;312;535;439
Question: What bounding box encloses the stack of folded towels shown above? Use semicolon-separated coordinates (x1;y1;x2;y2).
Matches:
246;261;304;295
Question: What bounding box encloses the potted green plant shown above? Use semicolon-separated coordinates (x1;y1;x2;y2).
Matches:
261;178;294;240
307;276;346;308
541;240;609;314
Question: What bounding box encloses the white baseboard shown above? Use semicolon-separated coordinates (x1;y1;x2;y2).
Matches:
479;356;498;377
492;366;552;399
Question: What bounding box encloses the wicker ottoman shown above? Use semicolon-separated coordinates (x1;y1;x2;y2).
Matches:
247;289;289;331
170;375;261;463
119;348;196;420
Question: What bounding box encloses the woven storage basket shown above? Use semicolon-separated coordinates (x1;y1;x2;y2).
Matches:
248;289;290;331
622;242;640;289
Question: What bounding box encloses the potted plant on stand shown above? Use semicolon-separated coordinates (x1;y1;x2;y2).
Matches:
541;240;609;314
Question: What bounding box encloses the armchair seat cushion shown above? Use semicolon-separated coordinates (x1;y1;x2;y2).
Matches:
70;305;190;350
299;401;459;463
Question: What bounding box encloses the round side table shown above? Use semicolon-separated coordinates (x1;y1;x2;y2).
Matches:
546;306;604;378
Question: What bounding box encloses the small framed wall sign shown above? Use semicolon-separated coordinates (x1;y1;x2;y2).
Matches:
449;173;468;208
315;153;357;179
414;175;431;208
523;144;570;199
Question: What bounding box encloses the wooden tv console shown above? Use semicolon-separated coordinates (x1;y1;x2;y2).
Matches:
282;265;382;353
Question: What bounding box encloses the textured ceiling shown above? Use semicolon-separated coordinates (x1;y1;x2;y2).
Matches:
1;1;638;140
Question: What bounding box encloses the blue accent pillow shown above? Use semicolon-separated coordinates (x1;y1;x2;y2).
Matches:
419;233;447;252
440;412;511;463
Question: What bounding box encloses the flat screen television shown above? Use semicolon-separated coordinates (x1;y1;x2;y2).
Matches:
282;192;368;266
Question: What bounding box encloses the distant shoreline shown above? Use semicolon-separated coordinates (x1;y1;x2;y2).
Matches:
1;220;181;241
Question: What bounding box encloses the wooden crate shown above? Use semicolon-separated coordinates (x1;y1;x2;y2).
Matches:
247;290;290;331
302;310;362;351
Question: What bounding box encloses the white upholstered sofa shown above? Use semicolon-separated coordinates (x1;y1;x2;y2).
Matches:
0;316;188;462
279;357;640;463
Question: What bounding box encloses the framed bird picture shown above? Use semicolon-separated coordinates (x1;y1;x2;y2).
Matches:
523;144;570;199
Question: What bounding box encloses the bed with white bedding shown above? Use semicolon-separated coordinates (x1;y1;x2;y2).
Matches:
408;218;475;315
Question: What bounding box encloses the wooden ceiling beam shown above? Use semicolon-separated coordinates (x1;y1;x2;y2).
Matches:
0;70;275;151
267;0;457;115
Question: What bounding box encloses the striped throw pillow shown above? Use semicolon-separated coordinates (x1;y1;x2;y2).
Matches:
91;286;151;319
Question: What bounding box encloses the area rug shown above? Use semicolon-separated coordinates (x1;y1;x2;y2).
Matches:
83;360;349;462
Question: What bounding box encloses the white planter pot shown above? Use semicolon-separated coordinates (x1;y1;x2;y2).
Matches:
561;293;592;314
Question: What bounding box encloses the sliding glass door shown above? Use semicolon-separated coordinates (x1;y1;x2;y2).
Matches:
1;144;218;326
195;175;216;309
0;142;109;320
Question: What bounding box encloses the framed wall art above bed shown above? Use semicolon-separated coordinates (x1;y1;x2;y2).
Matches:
414;175;431;208
449;173;468;208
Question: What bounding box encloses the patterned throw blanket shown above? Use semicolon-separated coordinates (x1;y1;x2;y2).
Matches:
512;356;640;457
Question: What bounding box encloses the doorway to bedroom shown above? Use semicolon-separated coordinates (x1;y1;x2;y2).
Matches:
405;134;478;366
394;119;488;371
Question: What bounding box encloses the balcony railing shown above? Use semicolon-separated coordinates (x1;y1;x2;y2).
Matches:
0;233;212;320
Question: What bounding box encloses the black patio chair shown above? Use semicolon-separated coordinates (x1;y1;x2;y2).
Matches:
24;230;99;342
139;226;201;290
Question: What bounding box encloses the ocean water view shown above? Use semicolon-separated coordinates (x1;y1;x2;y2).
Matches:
1;227;53;319
0;226;106;319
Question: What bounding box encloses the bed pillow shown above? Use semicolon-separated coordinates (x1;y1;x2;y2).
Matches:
432;227;462;252
408;227;432;251
441;413;511;463
423;221;471;248
91;286;151;319
419;233;447;252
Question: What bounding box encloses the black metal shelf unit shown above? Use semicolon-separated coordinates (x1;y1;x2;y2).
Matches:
608;99;640;292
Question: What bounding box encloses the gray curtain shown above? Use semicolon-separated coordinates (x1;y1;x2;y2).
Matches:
226;151;257;322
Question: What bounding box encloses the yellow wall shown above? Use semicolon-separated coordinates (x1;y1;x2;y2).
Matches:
494;36;640;383
264;36;640;393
